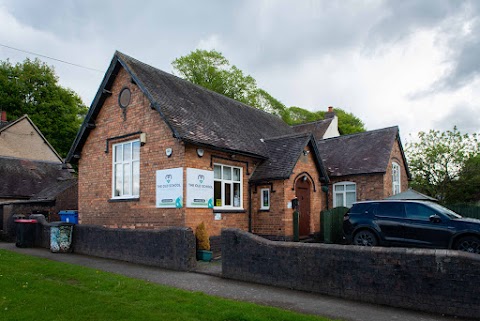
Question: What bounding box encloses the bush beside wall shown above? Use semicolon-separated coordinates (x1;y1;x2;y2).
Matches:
222;228;480;319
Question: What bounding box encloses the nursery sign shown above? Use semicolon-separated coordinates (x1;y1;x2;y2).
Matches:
156;167;183;208
186;168;214;208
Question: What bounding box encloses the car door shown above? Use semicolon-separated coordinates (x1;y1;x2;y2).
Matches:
374;202;406;244
403;202;453;248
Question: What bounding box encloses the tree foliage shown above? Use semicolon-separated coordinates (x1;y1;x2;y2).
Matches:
445;154;480;203
287;107;365;135
172;49;259;109
0;58;88;157
172;50;365;134
406;127;479;201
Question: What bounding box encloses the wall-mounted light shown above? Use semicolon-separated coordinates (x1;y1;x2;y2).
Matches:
166;148;172;157
196;148;204;157
140;133;147;145
302;176;308;182
303;150;310;156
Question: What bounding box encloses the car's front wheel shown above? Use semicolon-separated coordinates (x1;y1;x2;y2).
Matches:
454;236;480;254
353;230;378;246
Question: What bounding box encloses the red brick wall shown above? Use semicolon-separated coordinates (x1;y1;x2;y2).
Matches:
184;144;257;237
251;144;326;239
78;67;186;229
284;144;325;236
384;139;409;198
251;180;286;238
327;138;410;206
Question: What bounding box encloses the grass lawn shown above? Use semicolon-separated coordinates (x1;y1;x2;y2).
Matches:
0;250;335;321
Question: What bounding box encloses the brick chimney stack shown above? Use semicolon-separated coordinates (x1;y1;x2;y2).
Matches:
1;110;6;122
325;106;336;119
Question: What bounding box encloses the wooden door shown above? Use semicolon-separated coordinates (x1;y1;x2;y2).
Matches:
296;179;311;237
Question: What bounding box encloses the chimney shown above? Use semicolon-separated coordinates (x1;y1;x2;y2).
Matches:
325;106;336;119
1;110;6;122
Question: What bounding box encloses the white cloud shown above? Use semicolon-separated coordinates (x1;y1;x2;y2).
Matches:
0;0;479;138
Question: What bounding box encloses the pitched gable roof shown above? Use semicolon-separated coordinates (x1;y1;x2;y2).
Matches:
0;157;73;199
30;178;77;201
250;133;329;182
291;118;334;140
0;115;63;162
316;126;410;178
385;188;437;201
68;51;293;162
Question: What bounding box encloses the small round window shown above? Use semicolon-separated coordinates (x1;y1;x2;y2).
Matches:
119;87;131;108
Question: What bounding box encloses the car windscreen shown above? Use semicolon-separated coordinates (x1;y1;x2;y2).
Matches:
426;202;462;219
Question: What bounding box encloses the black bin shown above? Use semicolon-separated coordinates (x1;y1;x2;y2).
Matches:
14;219;38;248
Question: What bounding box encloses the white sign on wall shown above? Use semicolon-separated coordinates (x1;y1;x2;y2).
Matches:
186;168;214;208
156;167;183;208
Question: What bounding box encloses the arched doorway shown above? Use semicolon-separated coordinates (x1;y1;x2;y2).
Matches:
295;178;311;237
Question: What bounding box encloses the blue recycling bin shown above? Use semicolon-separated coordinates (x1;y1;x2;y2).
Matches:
58;210;78;224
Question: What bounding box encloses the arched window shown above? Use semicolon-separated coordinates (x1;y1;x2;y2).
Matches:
333;182;356;208
392;162;401;195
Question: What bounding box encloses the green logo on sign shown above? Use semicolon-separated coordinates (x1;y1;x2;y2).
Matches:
165;174;172;183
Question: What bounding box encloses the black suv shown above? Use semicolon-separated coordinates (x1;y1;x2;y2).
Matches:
343;200;480;254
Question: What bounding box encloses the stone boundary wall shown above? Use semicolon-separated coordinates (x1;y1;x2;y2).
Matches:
73;225;196;271
30;215;196;271
222;228;480;319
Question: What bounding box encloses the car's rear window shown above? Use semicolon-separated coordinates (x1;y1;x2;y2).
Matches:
375;202;406;218
350;203;376;214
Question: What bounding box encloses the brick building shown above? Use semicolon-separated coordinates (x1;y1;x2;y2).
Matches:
67;51;409;242
0;113;77;238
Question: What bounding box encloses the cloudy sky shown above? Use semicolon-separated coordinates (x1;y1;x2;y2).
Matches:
1;0;479;142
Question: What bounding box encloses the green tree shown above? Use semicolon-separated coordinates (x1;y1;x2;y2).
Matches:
172;49;259;108
406;127;479;201
0;58;88;157
446;154;480;203
172;49;365;134
286;107;366;135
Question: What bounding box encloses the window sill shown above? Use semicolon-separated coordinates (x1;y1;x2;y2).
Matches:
259;209;270;212
108;197;140;203
213;209;246;213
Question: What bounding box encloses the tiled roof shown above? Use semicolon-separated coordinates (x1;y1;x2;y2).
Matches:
0;157;73;199
250;133;312;181
118;52;294;158
250;133;329;182
31;178;77;201
67;51;407;184
291;118;333;140
317;126;405;177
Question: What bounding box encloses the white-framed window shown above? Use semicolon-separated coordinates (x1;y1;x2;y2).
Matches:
392;162;401;195
213;164;242;209
333;182;356;208
260;188;270;210
112;140;140;198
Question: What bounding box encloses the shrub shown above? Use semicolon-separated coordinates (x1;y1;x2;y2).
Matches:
195;222;210;251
